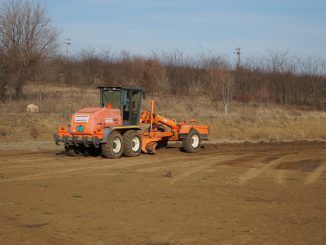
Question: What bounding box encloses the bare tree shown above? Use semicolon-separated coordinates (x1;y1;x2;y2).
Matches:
268;50;296;73
218;70;235;114
0;48;8;99
205;58;235;114
0;0;57;99
80;48;100;84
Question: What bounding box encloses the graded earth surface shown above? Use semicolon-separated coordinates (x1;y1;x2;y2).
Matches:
0;142;325;244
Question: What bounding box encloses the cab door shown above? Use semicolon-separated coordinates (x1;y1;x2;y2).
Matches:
122;90;142;125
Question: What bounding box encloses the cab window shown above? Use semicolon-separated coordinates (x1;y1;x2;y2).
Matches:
102;90;121;109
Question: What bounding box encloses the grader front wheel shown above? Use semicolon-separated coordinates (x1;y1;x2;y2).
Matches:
182;129;201;153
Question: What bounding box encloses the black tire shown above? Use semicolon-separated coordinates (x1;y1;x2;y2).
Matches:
182;129;201;153
102;131;124;159
123;130;142;157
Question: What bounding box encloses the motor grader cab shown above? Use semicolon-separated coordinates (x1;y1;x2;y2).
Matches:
55;86;209;158
99;86;144;126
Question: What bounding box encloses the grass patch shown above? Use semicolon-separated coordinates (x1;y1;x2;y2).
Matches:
0;84;325;142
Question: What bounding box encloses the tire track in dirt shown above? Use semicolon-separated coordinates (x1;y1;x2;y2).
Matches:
304;163;326;184
274;157;326;184
1;145;325;185
66;154;230;179
0;150;249;183
0;151;260;184
170;155;249;183
133;153;236;172
238;157;283;184
0;154;204;183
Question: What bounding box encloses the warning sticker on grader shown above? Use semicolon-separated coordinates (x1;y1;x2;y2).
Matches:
75;115;89;123
105;118;113;124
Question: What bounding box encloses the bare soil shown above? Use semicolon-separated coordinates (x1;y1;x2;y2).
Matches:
0;142;325;244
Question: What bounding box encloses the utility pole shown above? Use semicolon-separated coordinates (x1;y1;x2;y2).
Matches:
65;38;71;57
64;38;71;82
234;47;242;68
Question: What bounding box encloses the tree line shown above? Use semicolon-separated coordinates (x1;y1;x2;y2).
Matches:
0;0;325;111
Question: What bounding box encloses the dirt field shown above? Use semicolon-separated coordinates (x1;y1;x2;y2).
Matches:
0;142;325;244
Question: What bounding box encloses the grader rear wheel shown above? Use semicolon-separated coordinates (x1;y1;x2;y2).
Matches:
123;130;142;157
102;131;124;159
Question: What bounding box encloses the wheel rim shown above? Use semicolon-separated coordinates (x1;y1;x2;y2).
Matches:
112;137;122;153
131;136;140;152
191;134;200;148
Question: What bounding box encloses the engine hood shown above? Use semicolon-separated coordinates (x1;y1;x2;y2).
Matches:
70;107;123;135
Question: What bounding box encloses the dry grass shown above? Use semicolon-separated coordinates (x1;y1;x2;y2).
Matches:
151;95;326;142
0;84;325;142
0;84;99;114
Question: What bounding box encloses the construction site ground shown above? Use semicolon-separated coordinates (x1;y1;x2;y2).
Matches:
0;142;325;244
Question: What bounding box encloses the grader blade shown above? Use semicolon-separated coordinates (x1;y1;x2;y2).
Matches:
146;141;158;154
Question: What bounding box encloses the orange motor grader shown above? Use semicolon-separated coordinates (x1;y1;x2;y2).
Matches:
54;87;209;158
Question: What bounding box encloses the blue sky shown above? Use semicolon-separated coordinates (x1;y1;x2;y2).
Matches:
46;0;326;58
